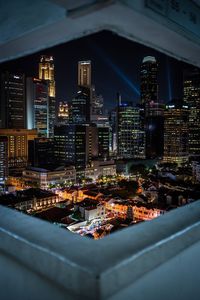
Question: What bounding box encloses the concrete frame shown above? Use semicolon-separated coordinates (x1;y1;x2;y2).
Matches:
1;201;200;299
1;1;200;299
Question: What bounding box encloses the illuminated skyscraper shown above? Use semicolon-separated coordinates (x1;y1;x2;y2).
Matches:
39;55;56;137
98;126;110;159
78;61;91;87
184;69;200;157
163;100;189;165
71;86;90;124
57;101;69;125
0;72;26;129
140;56;158;105
26;78;49;137
0;136;8;190
54;124;98;170
117;96;145;159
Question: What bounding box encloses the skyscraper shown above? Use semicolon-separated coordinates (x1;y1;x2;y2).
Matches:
140;56;158;105
54;124;98;170
163;100;189;165
184;69;200;158
78;61;91;87
98;126;110;159
91;85;104;116
0;72;26;129
28;137;54;168
71;86;90;124
57;101;69;125
117;96;145;159
145;102;164;159
0;136;8;190
26;78;49;137
39;55;56;137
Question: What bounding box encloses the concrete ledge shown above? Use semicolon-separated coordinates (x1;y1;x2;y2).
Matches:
0;201;200;299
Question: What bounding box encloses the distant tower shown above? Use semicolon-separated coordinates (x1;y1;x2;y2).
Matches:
78;61;91;87
117;99;145;159
39;55;56;137
26;78;49;137
184;68;200;158
57;102;69;125
71;86;91;124
0;72;26;129
163;100;189;165
140;56;158;105
0;136;8;190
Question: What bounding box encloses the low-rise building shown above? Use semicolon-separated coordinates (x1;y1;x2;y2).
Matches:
85;159;116;180
75;199;106;221
106;199;165;221
0;188;58;212
22;166;76;189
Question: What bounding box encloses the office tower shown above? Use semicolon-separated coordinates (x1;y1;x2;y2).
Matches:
39;55;56;137
78;60;91;87
0;72;26;129
71;86;90;124
117;99;145;159
0;129;37;175
26;78;49;137
145;102;164;159
184;68;200;157
28;138;54;167
163;100;189;165
140;56;158;105
57;101;69;125
98;126;110;159
109;109;117;154
91;85;104;116
0;136;8;190
54;124;98;170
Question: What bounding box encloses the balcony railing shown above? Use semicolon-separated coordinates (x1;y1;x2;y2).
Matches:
0;201;200;299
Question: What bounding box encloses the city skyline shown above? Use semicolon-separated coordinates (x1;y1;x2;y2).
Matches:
0;30;195;110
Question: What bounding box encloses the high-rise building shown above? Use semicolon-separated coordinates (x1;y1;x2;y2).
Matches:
98;126;110;159
145;101;164;159
78;61;91;87
91;85;104;116
140;56;158;105
26;78;49;137
57;101;69;125
184;69;200;158
28;138;54;168
117;98;145;159
0;129;38;175
109;109;117;155
54;124;98;170
163;100;189;165
0;136;8;190
0;72;26;129
39;55;56;137
71;86;90;124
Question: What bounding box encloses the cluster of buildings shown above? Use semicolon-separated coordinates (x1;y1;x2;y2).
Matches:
0;55;200;193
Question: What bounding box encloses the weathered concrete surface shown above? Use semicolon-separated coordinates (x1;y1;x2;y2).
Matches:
1;0;200;67
0;201;200;299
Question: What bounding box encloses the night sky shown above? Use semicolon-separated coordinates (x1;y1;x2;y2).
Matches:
0;30;193;111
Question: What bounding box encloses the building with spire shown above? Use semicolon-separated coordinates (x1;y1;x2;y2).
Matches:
39;55;56;137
